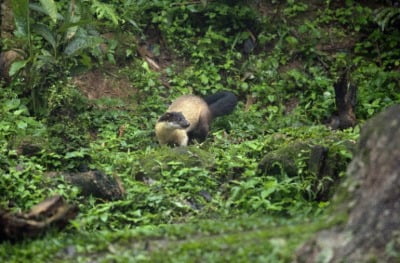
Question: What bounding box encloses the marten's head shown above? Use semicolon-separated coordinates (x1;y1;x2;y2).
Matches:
158;112;190;129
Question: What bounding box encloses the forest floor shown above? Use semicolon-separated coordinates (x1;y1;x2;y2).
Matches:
1;0;399;262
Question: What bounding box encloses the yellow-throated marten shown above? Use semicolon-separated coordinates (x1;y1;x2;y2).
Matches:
155;91;237;146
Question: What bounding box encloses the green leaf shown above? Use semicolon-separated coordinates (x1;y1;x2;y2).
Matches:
200;74;209;84
5;99;21;111
65;0;81;40
16;120;28;129
267;95;276;103
261;187;276;199
32;24;57;50
11;0;29;36
64;36;102;56
127;19;142;33
9;60;28;76
100;213;108;222
65;150;87;159
92;0;119;25
13;109;25;116
187;4;199;13
39;0;58;23
240;82;249;90
142;61;150;71
285;36;298;45
29;3;64;20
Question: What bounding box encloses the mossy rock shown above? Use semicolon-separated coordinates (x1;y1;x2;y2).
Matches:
258;136;355;201
136;146;215;180
14;136;47;157
259;143;309;178
47;170;125;201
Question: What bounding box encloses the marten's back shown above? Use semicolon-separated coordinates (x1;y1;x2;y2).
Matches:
167;95;210;132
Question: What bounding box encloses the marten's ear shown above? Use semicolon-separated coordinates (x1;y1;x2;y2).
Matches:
158;112;171;122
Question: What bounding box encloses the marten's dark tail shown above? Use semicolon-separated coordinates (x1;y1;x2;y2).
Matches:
204;91;237;118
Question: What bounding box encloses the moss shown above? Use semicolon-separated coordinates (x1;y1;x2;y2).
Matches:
259;142;310;178
13;135;47;157
258;133;355;201
135;146;215;180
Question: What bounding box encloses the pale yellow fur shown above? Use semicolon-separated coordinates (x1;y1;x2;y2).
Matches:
155;95;211;146
155;122;189;146
167;95;210;132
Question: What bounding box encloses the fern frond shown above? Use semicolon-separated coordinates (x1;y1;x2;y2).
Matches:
374;7;400;31
91;0;119;25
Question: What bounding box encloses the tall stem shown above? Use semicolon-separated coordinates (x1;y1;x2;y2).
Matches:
25;0;38;115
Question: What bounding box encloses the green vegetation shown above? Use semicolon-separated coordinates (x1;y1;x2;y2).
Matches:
1;0;399;261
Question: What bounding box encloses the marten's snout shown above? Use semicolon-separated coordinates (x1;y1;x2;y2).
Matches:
180;120;190;128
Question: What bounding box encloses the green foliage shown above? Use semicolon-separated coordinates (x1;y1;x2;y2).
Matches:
354;63;400;118
0;88;44;143
0;87;79;211
91;0;120;25
2;0;400;262
39;0;58;23
11;0;29;36
0;88;44;168
7;0;122;116
374;6;400;31
284;0;308;18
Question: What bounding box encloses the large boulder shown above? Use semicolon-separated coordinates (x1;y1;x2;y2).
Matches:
296;105;400;262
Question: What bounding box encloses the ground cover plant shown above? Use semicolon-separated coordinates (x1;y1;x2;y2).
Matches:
1;0;399;261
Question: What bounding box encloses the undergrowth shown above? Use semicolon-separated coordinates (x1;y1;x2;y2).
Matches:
1;0;399;262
